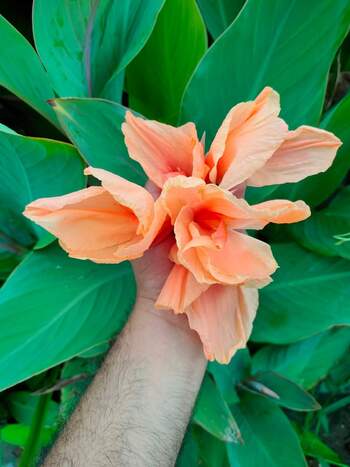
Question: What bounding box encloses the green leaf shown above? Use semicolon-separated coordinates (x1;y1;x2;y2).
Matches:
295;427;345;466
273;91;350;206
193;426;228;467
176;427;200;467
0;243;135;390
0;424;53;448
290;187;350;259
127;0;207;124
252;328;350;390
197;0;246;38
0;123;17;135
227;393;307;466
33;0;165;101
181;0;350;142
252;243;350;344
0;132;86;246
78;342;110;359
52;98;146;185
0;15;57;126
193;373;241;443
242;371;320;411
208;349;250;403
6;391;58;426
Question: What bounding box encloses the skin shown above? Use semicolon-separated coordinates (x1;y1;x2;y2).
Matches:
44;238;206;467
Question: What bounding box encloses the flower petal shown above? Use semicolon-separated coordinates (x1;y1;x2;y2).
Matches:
186;285;258;363
248;126;341;187
113;200;168;262
85;166;154;232
194;230;278;285
207;87;288;190
24;186;138;262
122;111;206;187
155;264;209;314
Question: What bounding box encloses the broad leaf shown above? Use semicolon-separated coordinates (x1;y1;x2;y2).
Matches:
0;15;57;125
52;98;145;184
0;243;135;391
227;393;307;466
181;0;350;142
208;349;250;403
33;0;165;101
290;187;350;259
193;374;241;443
127;0;207;124
197;0;246;38
0;132;86;246
252;328;350;389
242;371;320;411
193;427;228;467
252;243;350;343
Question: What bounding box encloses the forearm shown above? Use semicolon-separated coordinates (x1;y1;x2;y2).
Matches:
44;299;206;467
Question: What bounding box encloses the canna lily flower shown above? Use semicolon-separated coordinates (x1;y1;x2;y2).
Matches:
24;87;341;364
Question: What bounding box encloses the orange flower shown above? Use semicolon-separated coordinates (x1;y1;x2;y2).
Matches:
24;87;341;364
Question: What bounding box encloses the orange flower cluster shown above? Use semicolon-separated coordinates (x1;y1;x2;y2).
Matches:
24;88;341;363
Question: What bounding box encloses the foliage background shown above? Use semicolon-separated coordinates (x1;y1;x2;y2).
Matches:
0;0;350;465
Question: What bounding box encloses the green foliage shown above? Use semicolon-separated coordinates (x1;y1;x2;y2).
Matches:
52;98;146;184
252;327;350;389
181;0;350;141
0;131;86;246
127;0;207;124
252;243;350;343
0;15;57;125
33;0;165;101
0;243;135;391
197;0;246;39
193;374;241;443
227;393;307;466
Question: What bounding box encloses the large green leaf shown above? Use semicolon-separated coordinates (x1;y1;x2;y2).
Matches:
274;91;350;206
181;0;350;142
33;0;165;101
0;15;57;126
242;371;320;411
0;243;135;391
0;424;53;448
290;187;350;259
127;0;207;124
252;328;350;389
227;393;306;466
193;374;241;443
197;0;246;38
0;132;86;246
208;349;250;403
252;243;350;344
52;98;145;184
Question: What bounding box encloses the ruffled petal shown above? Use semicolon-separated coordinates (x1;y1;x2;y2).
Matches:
85;166;154;232
24;186;138;262
155;264;209;314
189;230;278;285
231;199;311;230
186;285;259;363
248;126;341;187
113;200;167;262
122;111;206;187
207;87;288;190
